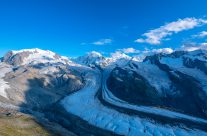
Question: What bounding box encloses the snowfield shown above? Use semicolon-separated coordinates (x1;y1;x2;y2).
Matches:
132;61;174;95
1;48;207;135
0;63;12;98
9;48;69;65
61;66;207;136
160;56;207;95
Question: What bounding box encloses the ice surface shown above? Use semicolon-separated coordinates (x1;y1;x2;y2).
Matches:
61;67;207;136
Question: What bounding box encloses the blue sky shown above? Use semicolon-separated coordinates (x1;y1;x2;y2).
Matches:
0;0;207;57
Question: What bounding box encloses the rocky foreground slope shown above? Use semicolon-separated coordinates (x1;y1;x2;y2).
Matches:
0;48;207;136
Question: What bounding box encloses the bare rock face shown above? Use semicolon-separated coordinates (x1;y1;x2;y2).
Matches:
2;63;84;110
0;49;83;111
2;51;30;66
1;48;207;136
0;49;85;135
2;51;13;62
107;67;160;105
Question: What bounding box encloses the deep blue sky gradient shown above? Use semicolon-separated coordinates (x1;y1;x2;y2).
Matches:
0;0;207;57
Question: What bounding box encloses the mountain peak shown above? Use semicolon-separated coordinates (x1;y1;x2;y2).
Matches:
87;51;102;57
2;48;69;66
73;51;106;67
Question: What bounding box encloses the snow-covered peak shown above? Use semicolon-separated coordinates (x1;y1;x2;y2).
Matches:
186;49;207;56
87;51;102;58
110;51;131;60
180;44;207;52
73;51;106;67
3;48;69;66
102;52;132;68
11;48;54;55
166;49;207;62
184;50;207;62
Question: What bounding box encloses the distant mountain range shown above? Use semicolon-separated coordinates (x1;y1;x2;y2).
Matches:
0;48;207;136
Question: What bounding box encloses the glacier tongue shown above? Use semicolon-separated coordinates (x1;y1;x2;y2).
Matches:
61;67;207;136
1;48;207;135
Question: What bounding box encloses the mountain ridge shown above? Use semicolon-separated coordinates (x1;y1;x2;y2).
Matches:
0;48;207;136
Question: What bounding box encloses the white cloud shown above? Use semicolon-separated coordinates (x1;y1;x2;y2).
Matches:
92;39;112;45
192;31;207;38
135;18;207;45
112;47;173;62
130;48;174;62
118;48;140;54
143;48;174;55
151;48;174;54
87;51;102;57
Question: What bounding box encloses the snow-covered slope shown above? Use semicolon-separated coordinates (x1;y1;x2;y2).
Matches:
73;51;132;68
61;64;207;136
1;48;207;136
2;48;70;66
159;50;207;95
0;63;12;98
73;51;107;67
61;49;207;135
